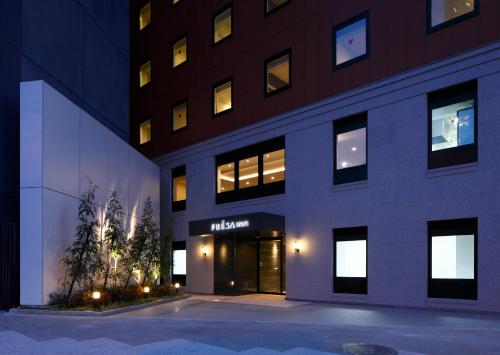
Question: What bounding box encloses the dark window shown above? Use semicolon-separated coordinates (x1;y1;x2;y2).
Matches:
265;0;290;15
428;218;477;300
334;113;367;185
265;49;291;96
172;100;187;132
216;137;285;204
172;241;186;286
332;12;369;70
213;78;233;116
213;4;232;45
172;35;188;68
427;0;479;32
333;227;367;294
172;166;186;211
428;81;477;169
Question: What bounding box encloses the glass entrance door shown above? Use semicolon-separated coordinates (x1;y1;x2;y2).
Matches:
214;235;284;294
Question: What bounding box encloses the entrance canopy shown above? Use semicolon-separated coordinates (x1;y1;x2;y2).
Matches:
189;213;285;236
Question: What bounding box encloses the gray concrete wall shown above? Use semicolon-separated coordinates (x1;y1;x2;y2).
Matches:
157;41;500;312
20;81;158;305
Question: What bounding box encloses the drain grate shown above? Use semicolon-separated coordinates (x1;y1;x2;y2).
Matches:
342;343;398;355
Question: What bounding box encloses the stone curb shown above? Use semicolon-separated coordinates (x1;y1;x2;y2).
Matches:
9;294;190;317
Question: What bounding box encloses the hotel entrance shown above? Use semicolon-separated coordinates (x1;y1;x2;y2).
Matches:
214;233;284;294
189;213;286;295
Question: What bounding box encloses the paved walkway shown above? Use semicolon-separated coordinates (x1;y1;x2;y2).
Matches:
1;294;500;354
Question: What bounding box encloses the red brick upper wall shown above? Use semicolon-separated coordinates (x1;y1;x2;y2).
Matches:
130;0;500;158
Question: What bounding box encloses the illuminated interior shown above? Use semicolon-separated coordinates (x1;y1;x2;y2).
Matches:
239;156;259;189
214;81;232;114
431;100;474;151
336;240;367;278
336;127;366;170
214;7;232;43
335;18;367;66
431;0;475;27
173;102;187;131
266;54;290;94
432;235;474;279
139;119;151;145
217;163;235;193
139;60;151;88
173;37;187;67
263;149;285;183
173;175;186;202
266;0;289;12
139;2;151;30
173;249;186;275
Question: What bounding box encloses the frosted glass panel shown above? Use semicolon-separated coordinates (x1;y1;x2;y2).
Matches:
336;240;366;278
432;235;474;279
173;250;186;275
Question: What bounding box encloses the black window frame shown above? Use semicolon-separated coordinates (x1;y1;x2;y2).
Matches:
332;12;370;71
333;226;368;294
215;136;285;204
333;112;368;185
172;241;186;286
264;48;292;97
172;33;188;70
171;99;188;133
427;0;480;33
428;218;477;300
212;3;233;46
172;165;186;212
264;0;291;16
428;80;478;170
212;76;234;118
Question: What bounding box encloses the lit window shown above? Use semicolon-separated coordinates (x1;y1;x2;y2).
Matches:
214;6;232;44
239;156;259;189
172;101;187;132
172;0;181;4
333;14;368;69
173;249;186;275
217;163;235;193
266;51;290;95
216;137;285;204
139;2;151;30
266;0;290;14
334;113;367;185
428;218;477;299
173;36;187;68
428;81;477;169
172;166;186;211
263;149;285;184
429;0;477;30
139;119;151;145
334;227;367;294
139;60;151;87
172;241;186;286
213;80;232;115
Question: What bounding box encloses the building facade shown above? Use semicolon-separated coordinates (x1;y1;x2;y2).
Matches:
0;0;130;308
131;0;500;312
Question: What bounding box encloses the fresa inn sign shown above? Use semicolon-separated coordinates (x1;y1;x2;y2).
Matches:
211;219;250;232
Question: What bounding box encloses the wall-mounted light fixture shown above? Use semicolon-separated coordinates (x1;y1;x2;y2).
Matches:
201;245;207;256
293;240;300;254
